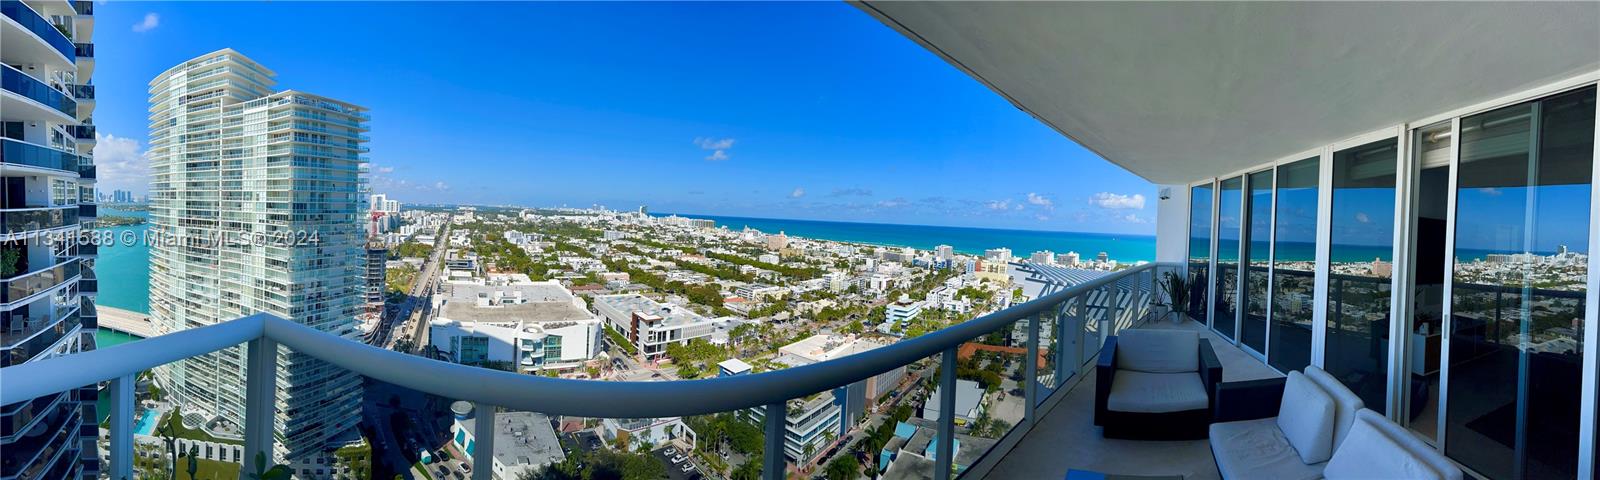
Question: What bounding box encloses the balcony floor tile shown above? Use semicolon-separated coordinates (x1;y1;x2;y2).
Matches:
985;319;1282;480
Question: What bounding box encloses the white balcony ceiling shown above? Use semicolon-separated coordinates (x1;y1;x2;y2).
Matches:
856;2;1600;184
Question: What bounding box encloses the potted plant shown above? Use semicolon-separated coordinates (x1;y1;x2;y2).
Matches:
1159;272;1189;324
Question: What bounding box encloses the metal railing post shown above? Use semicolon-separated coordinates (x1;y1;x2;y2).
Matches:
1104;285;1119;335
109;374;134;480
1058;297;1074;380
244;336;278;470
936;347;957;480
472;402;496;480
763;401;786;480
1025;313;1040;421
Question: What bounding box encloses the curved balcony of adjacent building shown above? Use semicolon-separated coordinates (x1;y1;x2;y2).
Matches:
0;1;75;66
0;258;80;307
67;84;92;120
71;42;93;80
0;138;84;177
0;305;80;368
64;124;93;148
0;207;79;237
0;64;76;123
76;265;93;298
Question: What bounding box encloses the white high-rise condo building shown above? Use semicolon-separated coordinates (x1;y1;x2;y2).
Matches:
146;49;368;461
1;0;99;477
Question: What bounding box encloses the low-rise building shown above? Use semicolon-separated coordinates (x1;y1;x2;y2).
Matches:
449;403;565;480
594;294;719;359
885;295;924;327
747;334;908;464
599;417;697;452
430;275;602;373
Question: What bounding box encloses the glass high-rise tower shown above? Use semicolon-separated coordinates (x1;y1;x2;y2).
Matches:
147;48;368;461
1;0;99;477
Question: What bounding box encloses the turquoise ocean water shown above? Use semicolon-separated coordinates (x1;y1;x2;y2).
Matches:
92;207;151;314
656;213;1158;262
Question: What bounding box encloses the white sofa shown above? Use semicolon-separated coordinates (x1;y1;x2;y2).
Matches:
1209;366;1462;480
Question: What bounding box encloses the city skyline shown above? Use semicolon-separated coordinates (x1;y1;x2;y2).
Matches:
84;1;1159;235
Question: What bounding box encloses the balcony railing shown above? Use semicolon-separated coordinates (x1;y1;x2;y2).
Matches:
0;2;75;62
73;43;93;59
77;203;95;219
1;65;75;118
67;84;93;102
0;138;84;173
65;125;95;141
0;258;81;305
1;308;80;367
77;163;94;179
72;1;93;16
0;261;1176;480
0;206;80;233
78;266;95;295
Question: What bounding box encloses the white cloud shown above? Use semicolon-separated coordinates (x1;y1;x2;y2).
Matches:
789;187;805;199
1090;192;1146;210
1121;214;1150;224
131;13;160;33
433;181;450;191
694;137;735;161
374;165;395;174
694;137;735;150
986;199;1012;211
1035;214;1051;221
830;188;873;197
1026;192;1054;209
1355;212;1370;223
877;197;909;208
92;133;150;195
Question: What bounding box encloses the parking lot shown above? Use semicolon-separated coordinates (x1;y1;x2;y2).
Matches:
651;446;703;480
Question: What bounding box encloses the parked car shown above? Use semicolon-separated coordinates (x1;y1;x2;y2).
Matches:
681;464;695;473
671;455;686;463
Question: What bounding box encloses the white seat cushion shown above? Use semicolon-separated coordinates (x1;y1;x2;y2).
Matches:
1116;329;1198;373
1324;410;1448;480
1303;366;1364;451
1209;418;1325;480
1352;409;1463;480
1277;371;1336;464
1106;370;1207;413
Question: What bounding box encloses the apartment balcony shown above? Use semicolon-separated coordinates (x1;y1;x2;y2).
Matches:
0;138;84;175
76;162;93;180
73;42;93;79
0;258;81;305
77;266;94;298
0;206;79;234
75;203;94;220
0;1;75;63
0;64;76;121
64;124;94;145
0;307;79;368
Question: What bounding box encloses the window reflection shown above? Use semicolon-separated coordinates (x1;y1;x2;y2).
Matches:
1445;86;1593;480
1270;157;1318;373
1188;184;1212;324
1242;170;1272;354
1324;137;1397;413
1213;177;1242;340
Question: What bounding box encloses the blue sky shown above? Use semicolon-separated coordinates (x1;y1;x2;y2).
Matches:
88;1;1158;234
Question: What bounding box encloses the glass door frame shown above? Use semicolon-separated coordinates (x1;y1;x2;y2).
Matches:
1187;178;1219;334
1394;118;1454;448
1395;78;1600;479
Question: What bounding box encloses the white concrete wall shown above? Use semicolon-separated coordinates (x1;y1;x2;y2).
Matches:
1154;184;1191;264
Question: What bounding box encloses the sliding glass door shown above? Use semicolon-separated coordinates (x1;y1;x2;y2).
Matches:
1213;177;1243;340
1270;157;1318;373
1189;183;1213;323
1444;86;1594;479
1242;170;1273;355
1324;137;1398;413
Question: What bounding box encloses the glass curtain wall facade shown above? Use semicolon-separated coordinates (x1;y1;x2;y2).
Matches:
1324;138;1399;413
1242;170;1273;354
1188;183;1213;324
1445;86;1594;480
1270;158;1319;373
1213;177;1242;340
1186;83;1598;480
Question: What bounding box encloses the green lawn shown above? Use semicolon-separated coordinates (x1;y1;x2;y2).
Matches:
135;457;240;480
160;409;243;445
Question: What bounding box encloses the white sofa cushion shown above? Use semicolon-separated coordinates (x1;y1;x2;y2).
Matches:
1209;418;1325;480
1303;366;1364;451
1116;329;1198;373
1352;409;1464;480
1276;371;1336;464
1106;370;1208;413
1324;410;1449;480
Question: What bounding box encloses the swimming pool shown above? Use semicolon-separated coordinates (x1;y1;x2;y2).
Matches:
133;410;160;436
